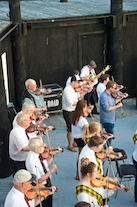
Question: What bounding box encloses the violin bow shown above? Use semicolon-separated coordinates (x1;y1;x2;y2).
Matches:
35;166;42;207
30;98;42;136
45;129;57;175
89;106;96;122
120;100;124;115
111;76;124;115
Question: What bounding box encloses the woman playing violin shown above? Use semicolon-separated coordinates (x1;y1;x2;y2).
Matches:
26;137;61;207
76;158;125;207
83;122;102;145
71;100;93;180
82;122;114;146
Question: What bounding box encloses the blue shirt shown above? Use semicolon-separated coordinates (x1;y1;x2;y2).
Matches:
22;89;45;108
100;91;116;124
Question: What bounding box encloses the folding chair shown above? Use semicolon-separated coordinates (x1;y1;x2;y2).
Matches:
104;148;127;177
114;160;136;198
7;102;17;127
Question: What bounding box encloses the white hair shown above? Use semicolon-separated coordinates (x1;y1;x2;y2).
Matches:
22;102;35;112
16;113;29;125
25;79;36;89
28;137;43;151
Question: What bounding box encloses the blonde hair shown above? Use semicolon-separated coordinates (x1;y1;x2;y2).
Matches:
82;122;100;142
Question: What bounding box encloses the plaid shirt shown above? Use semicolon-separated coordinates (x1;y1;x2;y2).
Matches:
76;185;103;206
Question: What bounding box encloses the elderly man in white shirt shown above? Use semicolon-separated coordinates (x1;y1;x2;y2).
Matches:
12;103;38;140
26;137;60;207
4;169;56;207
9;113;32;175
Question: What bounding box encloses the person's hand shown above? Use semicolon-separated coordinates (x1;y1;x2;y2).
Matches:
115;152;123;159
47;126;53;132
116;184;125;190
113;177;119;183
122;93;128;99
47;88;52;94
56;147;63;154
42;106;47;111
117;102;123;108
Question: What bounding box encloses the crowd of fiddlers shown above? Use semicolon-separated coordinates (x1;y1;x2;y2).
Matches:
4;59;137;207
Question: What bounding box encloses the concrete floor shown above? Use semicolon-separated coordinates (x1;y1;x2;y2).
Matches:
0;98;137;207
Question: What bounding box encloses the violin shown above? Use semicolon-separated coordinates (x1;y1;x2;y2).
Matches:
100;130;115;140
96;148;122;160
41;146;64;159
35;87;52;96
26;124;56;133
30;113;49;121
37;125;56;131
83;105;94;118
75;84;91;92
25;183;59;200
91;174;129;192
112;91;128;99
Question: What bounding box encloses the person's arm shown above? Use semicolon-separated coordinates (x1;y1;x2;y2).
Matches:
101;94;122;112
38;164;57;184
108;103;122;111
115;93;128;104
72;101;77;106
33;106;47;113
34;186;56;206
21;145;30;151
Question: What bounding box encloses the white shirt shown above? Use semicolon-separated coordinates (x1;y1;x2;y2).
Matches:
63;85;80;112
4;187;35;207
66;75;81;86
77;186;114;207
96;82;106;106
13;111;22;128
9;125;29;161
78;145;103;179
72;116;88;139
13;111;37;139
26;151;51;185
80;65;96;78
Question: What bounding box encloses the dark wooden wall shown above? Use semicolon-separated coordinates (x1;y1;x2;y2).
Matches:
0;12;137;177
0;13;137;108
23;18;107;90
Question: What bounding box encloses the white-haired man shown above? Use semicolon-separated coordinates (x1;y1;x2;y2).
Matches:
21;78;51;112
26;137;61;207
12;102;50;139
4;169;56;207
13;102;35;128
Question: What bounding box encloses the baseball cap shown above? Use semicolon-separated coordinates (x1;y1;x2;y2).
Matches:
14;169;36;183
